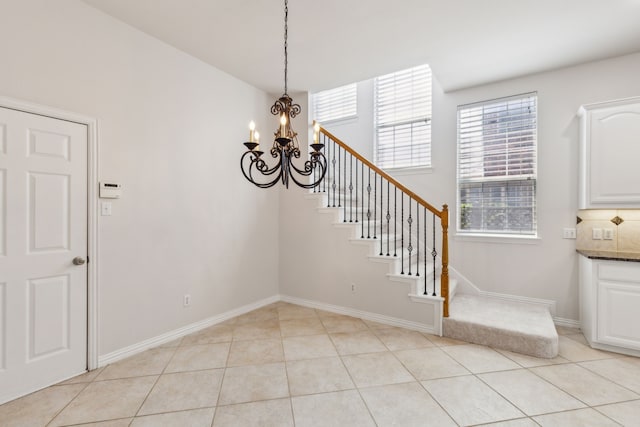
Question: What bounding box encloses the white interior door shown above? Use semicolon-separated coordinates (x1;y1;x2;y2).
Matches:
0;106;88;404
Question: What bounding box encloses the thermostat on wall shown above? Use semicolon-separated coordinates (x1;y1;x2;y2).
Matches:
99;182;122;198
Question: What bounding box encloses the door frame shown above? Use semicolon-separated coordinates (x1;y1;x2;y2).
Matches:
0;95;99;371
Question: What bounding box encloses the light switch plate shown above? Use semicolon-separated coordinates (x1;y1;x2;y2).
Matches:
563;228;576;239
101;202;112;216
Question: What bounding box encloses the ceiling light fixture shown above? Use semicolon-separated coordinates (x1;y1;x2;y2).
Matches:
240;0;326;189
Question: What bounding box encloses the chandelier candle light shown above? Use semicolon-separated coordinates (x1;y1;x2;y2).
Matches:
240;0;327;189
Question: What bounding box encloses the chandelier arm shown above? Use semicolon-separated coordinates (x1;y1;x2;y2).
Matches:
255;155;284;176
287;153;328;189
241;151;284;188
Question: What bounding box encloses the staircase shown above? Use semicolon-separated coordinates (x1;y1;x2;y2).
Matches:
302;126;559;358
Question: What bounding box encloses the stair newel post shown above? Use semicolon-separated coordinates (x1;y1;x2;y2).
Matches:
441;204;450;318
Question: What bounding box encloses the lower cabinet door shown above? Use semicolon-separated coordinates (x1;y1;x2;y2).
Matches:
597;280;640;350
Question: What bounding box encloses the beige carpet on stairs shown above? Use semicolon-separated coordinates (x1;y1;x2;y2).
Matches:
443;294;559;358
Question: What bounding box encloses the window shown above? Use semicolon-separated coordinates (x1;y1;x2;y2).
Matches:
374;64;432;169
457;93;537;236
312;83;357;123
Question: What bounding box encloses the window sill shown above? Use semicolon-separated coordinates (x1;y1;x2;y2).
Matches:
383;166;433;176
454;233;541;245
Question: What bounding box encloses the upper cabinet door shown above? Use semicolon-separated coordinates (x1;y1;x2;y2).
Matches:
579;97;640;208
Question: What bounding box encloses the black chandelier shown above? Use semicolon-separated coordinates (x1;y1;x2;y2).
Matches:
240;0;327;189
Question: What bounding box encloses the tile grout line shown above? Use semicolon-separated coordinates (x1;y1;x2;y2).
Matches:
129;342;181;422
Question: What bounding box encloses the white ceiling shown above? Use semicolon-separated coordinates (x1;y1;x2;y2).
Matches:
82;0;640;94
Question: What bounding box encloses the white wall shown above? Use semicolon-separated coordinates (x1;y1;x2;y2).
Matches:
0;0;279;355
434;52;640;321
298;52;640;322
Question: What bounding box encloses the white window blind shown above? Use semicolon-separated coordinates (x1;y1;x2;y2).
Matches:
375;64;432;169
312;83;357;123
457;93;537;235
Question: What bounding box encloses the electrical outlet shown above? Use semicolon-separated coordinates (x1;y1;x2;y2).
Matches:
592;228;603;240
351;283;356;293
603;228;614;240
562;228;576;239
183;294;191;307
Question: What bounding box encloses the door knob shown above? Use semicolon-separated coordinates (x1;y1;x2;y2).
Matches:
72;256;86;266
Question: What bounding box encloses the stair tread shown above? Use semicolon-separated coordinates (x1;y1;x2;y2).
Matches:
443;294;558;358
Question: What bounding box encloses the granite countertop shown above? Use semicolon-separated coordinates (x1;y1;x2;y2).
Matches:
577;249;640;262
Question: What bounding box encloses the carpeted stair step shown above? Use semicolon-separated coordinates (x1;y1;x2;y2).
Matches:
443;293;558;358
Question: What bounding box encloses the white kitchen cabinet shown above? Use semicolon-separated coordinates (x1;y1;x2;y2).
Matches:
578;97;640;208
579;255;640;356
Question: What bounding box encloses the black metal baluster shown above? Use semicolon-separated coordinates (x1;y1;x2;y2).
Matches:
367;168;371;239
342;149;346;221
416;202;420;277
386;181;390;256
408;198;413;276
349;154;353;222
342;149;347;222
379;175;383;252
323;135;327;193
432;213;437;296
373;172;377;239
401;193;404;275
394;187;397;257
424;207;428;295
331;139;336;207
337;145;341;209
313;136;318;193
355;159;358;223
361;164;364;237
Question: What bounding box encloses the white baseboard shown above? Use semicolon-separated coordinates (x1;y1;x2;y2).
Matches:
553;317;580;329
279;294;440;335
449;266;557;316
98;295;279;367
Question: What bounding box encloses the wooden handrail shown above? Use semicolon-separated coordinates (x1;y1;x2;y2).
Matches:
319;125;450;318
319;127;443;218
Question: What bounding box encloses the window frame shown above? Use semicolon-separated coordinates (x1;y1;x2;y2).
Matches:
311;83;358;124
456;92;538;238
374;64;433;171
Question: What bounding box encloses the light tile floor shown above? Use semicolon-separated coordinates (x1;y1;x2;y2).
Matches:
2;302;640;426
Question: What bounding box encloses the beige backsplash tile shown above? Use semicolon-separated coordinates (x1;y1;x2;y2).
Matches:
577;209;640;253
618;209;640;221
618;221;640;252
577;209;618;221
576;219;618;251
